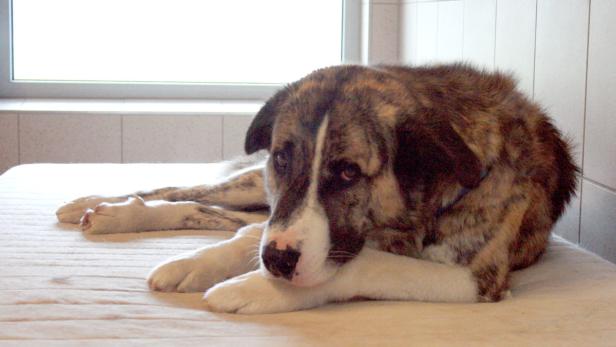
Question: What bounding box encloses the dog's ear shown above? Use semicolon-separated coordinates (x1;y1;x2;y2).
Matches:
395;118;482;188
245;88;291;154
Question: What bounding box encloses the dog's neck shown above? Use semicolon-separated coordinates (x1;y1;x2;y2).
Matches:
435;168;490;218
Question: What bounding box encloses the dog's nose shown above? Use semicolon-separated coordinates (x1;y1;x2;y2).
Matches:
262;241;301;280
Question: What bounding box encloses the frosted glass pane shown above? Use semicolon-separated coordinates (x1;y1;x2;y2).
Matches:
12;0;343;84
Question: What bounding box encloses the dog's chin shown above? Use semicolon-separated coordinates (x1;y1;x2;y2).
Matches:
259;262;338;288
290;263;338;287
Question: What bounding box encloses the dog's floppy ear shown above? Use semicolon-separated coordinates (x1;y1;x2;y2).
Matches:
244;88;291;154
395;118;482;188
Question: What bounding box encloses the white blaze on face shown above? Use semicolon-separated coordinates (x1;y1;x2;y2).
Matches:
261;115;337;287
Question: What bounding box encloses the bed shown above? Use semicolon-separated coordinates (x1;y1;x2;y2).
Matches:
1;163;616;346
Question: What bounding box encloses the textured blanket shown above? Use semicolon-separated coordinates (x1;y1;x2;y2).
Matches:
1;164;615;346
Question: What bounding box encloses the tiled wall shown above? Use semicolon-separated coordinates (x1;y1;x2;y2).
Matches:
364;0;402;64
0;113;18;174
0;112;254;174
400;0;616;263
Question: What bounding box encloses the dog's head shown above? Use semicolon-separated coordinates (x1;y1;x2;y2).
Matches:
245;65;482;287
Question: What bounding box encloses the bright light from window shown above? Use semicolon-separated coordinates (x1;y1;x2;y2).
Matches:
12;0;343;84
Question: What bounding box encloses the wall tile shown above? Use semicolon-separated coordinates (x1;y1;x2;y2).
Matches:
402;1;470;65
494;0;537;96
223;115;253;160
580;179;616;264
361;2;372;64
436;1;464;62
0;113;19;174
399;2;419;64
462;0;496;69
534;0;589;168
552;178;581;243
369;4;400;64
123;115;222;163
19;113;121;164
584;0;616;190
415;2;439;64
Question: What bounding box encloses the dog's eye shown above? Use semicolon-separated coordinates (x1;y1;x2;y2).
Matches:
273;151;288;172
339;163;360;183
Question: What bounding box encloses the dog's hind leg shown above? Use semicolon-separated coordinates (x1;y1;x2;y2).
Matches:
57;162;268;224
469;192;532;302
148;222;265;292
80;197;268;234
150;163;268;210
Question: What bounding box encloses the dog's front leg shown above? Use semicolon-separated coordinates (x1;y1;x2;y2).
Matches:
148;222;264;292
204;248;478;314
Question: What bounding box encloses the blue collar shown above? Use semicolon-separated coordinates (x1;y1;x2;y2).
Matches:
435;168;489;218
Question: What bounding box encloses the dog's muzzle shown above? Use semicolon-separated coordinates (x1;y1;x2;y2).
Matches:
261;241;301;280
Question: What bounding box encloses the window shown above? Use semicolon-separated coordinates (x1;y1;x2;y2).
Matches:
0;0;360;99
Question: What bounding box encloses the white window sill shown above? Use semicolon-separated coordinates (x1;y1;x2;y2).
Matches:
0;98;263;116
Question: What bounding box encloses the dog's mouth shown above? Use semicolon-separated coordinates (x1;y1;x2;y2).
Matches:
260;243;341;287
288;262;339;287
259;238;366;288
259;212;368;286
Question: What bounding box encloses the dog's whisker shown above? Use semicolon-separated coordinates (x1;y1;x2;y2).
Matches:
240;234;262;241
246;246;261;255
329;250;355;254
246;247;260;254
248;254;261;267
328;251;356;257
327;255;355;260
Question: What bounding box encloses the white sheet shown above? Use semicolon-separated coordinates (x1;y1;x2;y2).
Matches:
1;164;616;346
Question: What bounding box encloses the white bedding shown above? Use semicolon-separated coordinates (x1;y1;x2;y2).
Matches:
1;163;616;346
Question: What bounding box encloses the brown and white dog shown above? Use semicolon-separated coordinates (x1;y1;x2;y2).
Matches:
56;64;578;314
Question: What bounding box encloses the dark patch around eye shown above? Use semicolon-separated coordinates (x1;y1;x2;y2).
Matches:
332;161;362;184
272;141;294;175
318;161;363;199
340;165;360;182
273;152;288;172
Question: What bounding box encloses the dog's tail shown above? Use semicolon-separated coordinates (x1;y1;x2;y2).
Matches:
541;119;579;221
221;150;268;177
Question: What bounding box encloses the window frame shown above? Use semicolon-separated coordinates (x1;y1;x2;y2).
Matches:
0;0;361;100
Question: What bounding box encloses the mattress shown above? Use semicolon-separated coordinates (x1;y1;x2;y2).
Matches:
1;163;616;346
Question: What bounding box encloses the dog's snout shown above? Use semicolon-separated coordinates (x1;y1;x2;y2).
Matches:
262;241;301;280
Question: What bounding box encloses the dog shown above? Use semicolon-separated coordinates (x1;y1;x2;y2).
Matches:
56;64;578;314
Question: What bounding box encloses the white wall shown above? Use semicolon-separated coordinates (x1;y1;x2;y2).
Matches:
400;0;616;263
0;109;254;173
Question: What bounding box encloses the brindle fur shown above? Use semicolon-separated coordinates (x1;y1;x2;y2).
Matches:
245;64;578;302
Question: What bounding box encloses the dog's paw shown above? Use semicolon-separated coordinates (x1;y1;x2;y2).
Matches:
204;271;323;314
80;197;145;234
148;248;230;293
56;195;127;224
